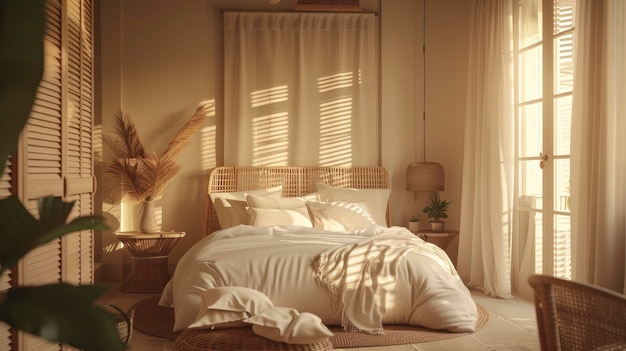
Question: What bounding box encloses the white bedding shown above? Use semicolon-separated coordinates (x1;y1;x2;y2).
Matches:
159;225;477;333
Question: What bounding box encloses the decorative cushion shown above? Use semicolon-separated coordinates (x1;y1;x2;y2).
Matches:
188;287;275;329
305;200;376;231
248;207;313;227
210;186;283;228
244;307;333;345
316;183;390;226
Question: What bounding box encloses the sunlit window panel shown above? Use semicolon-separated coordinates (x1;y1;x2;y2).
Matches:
553;214;571;279
252;112;289;166
554;95;571;156
554;33;574;94
518;102;543;158
553;158;570;213
519;47;543;102
553;0;576;35
519;160;543;210
518;0;542;47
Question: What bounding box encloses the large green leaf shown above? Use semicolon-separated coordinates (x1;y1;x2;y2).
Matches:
0;283;126;351
0;196;109;274
0;0;46;172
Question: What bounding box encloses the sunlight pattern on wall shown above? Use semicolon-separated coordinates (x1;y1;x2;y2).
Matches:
318;69;353;167
200;99;217;170
251;85;289;107
318;71;355;93
252;112;289;166
250;86;290;166
319;98;353;166
224;12;378;166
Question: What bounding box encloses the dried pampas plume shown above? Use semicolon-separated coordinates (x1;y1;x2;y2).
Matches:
103;104;209;204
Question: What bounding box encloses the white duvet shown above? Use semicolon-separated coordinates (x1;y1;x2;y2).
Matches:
159;225;477;333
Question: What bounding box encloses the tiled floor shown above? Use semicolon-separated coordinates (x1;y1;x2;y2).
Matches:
105;288;540;351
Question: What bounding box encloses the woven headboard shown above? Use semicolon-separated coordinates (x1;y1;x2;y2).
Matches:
204;166;390;235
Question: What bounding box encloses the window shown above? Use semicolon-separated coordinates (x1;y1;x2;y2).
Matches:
515;0;576;279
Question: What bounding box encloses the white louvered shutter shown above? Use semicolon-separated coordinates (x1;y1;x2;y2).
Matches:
0;159;14;351
62;0;95;286
13;0;95;349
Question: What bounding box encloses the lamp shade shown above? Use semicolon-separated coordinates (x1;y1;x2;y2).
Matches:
406;162;445;192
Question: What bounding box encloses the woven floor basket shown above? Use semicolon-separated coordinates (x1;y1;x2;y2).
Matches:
173;327;333;351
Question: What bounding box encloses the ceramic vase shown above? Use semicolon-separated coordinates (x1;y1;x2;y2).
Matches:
139;200;157;233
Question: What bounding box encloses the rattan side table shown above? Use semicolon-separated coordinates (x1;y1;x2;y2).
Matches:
415;229;459;251
115;231;185;293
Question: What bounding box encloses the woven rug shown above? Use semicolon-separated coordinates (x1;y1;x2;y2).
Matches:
130;296;490;347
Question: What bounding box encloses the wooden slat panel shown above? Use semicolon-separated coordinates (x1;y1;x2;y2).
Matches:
0;269;11;350
23;240;61;285
14;0;94;347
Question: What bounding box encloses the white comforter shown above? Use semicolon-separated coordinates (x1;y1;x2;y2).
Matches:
160;225;477;332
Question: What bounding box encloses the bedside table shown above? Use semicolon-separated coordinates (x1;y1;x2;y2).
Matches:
415;229;459;250
115;231;185;293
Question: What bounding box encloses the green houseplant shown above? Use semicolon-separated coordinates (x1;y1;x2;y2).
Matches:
0;1;125;349
422;192;451;232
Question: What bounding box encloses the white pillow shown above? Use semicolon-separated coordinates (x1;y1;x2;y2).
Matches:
247;207;312;227
244;307;333;345
306;200;376;231
246;194;307;210
210;186;283;228
316;183;390;226
188;287;274;329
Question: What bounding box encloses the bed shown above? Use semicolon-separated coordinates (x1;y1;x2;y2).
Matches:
160;166;477;343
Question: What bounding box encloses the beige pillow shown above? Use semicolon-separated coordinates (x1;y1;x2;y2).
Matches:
247;207;312;227
189;287;275;330
246;194;308;210
306;200;376;231
316;183;390;226
244;307;333;344
210;186;283;228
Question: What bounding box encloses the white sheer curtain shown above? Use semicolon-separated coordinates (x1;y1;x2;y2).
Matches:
223;12;378;167
458;0;514;298
571;0;626;294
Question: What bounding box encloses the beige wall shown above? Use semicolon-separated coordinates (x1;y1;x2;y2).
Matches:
97;0;472;271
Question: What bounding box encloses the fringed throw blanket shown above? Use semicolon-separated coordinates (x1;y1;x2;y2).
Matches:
313;231;459;334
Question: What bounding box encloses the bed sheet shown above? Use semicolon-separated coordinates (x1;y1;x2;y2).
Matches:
159;225;477;333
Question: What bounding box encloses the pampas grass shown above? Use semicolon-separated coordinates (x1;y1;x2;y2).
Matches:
103;104;209;204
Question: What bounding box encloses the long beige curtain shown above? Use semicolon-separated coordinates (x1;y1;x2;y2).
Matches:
457;0;514;298
571;0;626;294
223;12;378;167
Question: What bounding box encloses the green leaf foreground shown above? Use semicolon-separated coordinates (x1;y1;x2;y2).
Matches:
0;196;109;274
2;1;125;350
0;0;46;172
0;196;123;350
0;284;126;351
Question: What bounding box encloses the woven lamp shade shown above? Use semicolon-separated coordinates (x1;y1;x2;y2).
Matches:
406;162;445;192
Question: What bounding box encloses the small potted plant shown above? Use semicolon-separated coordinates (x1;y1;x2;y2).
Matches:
408;216;420;232
422;192;451;232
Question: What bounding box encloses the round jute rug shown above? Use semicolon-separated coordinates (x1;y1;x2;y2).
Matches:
130;296;490;348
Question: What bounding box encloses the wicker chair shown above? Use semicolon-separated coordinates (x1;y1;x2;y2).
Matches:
528;275;626;351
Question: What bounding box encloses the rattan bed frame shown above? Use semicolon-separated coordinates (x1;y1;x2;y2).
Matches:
204;166;390;235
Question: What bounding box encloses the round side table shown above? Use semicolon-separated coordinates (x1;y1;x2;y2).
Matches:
115;231;185;293
415;229;459;251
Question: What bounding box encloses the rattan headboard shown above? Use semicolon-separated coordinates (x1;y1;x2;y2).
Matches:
204;166;390;235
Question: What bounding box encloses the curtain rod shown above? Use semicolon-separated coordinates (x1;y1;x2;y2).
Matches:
220;10;378;16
